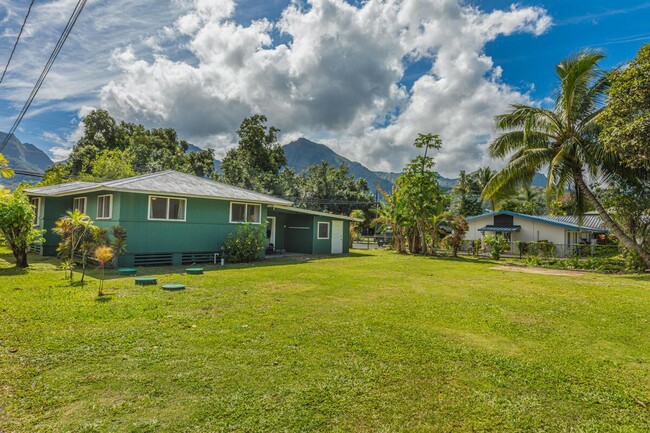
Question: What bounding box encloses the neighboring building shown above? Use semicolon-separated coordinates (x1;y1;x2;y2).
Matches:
24;170;360;266
466;210;608;257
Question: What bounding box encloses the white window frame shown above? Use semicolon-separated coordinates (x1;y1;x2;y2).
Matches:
317;221;330;239
147;196;187;222
229;202;262;224
30;197;41;226
97;194;113;220
73;196;87;214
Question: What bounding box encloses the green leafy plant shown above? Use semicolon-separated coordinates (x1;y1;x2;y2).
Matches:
0;192;45;268
441;215;468;257
223;223;267;263
484;234;507;260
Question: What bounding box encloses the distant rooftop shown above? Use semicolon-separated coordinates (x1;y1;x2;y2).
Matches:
24;170;293;206
468;210;607;232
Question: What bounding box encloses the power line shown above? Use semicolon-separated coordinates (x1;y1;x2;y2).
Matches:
0;0;88;153
0;0;35;85
11;169;44;178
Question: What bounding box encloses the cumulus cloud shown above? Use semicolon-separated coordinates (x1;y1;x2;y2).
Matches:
1;0;552;175
98;0;551;175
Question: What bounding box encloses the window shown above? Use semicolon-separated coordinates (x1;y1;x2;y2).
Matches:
148;196;186;221
30;197;40;225
97;195;112;219
230;202;261;224
73;197;87;214
318;222;330;239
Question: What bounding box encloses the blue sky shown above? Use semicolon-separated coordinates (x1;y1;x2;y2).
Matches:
0;0;648;175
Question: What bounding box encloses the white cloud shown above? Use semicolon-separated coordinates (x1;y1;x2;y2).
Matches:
98;0;551;175
1;0;552;175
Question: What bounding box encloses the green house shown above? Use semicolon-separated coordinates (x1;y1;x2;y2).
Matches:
24;170;360;266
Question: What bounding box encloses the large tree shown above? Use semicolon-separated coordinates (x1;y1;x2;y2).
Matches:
218;114;287;195
394;133;445;255
286;162;374;215
482;51;650;268
600;43;650;171
44;110;215;183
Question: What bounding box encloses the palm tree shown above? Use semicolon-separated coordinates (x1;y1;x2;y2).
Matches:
483;50;650;267
517;186;543;215
473;167;497;210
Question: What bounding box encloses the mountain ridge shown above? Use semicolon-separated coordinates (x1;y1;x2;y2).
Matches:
1;132;548;192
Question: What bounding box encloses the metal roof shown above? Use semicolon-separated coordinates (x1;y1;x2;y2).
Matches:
537;215;606;231
24;170;293;206
467;210;607;232
478;225;521;233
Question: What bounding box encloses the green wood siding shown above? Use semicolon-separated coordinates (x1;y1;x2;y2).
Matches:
284;214;313;254
34;191;353;263
117;193;267;255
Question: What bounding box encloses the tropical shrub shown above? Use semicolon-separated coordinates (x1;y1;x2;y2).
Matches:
0;192;44;268
484;234;507;260
223;223;266;263
94;246;114;296
441;215;468;257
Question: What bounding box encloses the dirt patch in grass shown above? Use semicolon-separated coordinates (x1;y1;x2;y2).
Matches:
491;264;589;276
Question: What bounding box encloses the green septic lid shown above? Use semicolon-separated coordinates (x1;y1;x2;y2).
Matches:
162;284;185;290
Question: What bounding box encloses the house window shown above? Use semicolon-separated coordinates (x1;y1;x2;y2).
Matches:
318;222;330;239
30;197;40;225
148;196;187;221
230;202;261;224
97;195;112;219
73;197;87;214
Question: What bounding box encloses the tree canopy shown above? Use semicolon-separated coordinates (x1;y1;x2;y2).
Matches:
42;110;216;183
600;43;650;171
218;114;287;196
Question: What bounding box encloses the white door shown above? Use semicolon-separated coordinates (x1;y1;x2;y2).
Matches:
331;221;343;254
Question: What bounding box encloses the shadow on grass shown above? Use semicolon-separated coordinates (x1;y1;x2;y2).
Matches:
619;274;650;281
0;265;28;276
95;295;112;303
83;251;379;281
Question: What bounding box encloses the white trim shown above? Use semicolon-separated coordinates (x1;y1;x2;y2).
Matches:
73;196;87;214
317;221;330;239
97;194;113;219
272;205;362;222
147;195;187;222
229;202;262;224
29;197;41;226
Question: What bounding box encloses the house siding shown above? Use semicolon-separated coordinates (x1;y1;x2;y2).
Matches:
31;189;354;265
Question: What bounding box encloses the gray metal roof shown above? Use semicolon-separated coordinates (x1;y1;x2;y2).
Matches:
24;170;293;205
537;215;606;231
24;181;98;195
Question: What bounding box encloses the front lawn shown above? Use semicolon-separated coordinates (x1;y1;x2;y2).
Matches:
1;248;649;432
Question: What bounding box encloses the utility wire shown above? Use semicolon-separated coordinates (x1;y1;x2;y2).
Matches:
0;0;88;153
0;0;35;85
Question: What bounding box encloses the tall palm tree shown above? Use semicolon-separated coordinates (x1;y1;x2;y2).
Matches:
482;50;650;267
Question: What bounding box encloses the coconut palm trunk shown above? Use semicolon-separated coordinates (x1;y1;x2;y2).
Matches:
482;50;650;269
572;168;650;266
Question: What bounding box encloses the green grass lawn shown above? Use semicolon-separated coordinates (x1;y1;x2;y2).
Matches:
1;248;649;432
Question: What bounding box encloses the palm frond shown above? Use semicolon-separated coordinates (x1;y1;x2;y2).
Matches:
482;148;556;200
